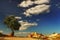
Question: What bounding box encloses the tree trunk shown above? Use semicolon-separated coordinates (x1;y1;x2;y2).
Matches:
11;29;14;37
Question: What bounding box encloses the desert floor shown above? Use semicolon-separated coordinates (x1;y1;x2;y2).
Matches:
0;37;42;40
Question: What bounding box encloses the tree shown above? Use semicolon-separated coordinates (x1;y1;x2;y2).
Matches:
4;15;21;36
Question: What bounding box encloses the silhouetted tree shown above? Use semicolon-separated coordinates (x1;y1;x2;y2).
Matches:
4;15;21;36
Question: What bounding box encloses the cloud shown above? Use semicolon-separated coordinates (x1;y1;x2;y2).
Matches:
15;32;30;34
55;3;60;8
15;16;21;19
36;19;40;21
18;0;49;7
18;0;33;7
24;4;50;16
18;21;37;30
15;32;31;36
0;30;3;33
55;3;60;6
18;0;50;16
34;0;49;4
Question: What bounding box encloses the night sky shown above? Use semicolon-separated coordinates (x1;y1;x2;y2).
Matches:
0;0;60;36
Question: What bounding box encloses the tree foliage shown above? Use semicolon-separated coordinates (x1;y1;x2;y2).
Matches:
4;15;21;30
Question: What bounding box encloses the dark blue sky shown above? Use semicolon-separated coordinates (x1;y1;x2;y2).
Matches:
0;0;60;36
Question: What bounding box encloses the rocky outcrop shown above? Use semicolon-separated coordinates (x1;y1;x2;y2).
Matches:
27;32;48;39
48;33;60;40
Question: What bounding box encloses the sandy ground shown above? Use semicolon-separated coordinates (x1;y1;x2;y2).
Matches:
0;37;41;40
0;37;60;40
